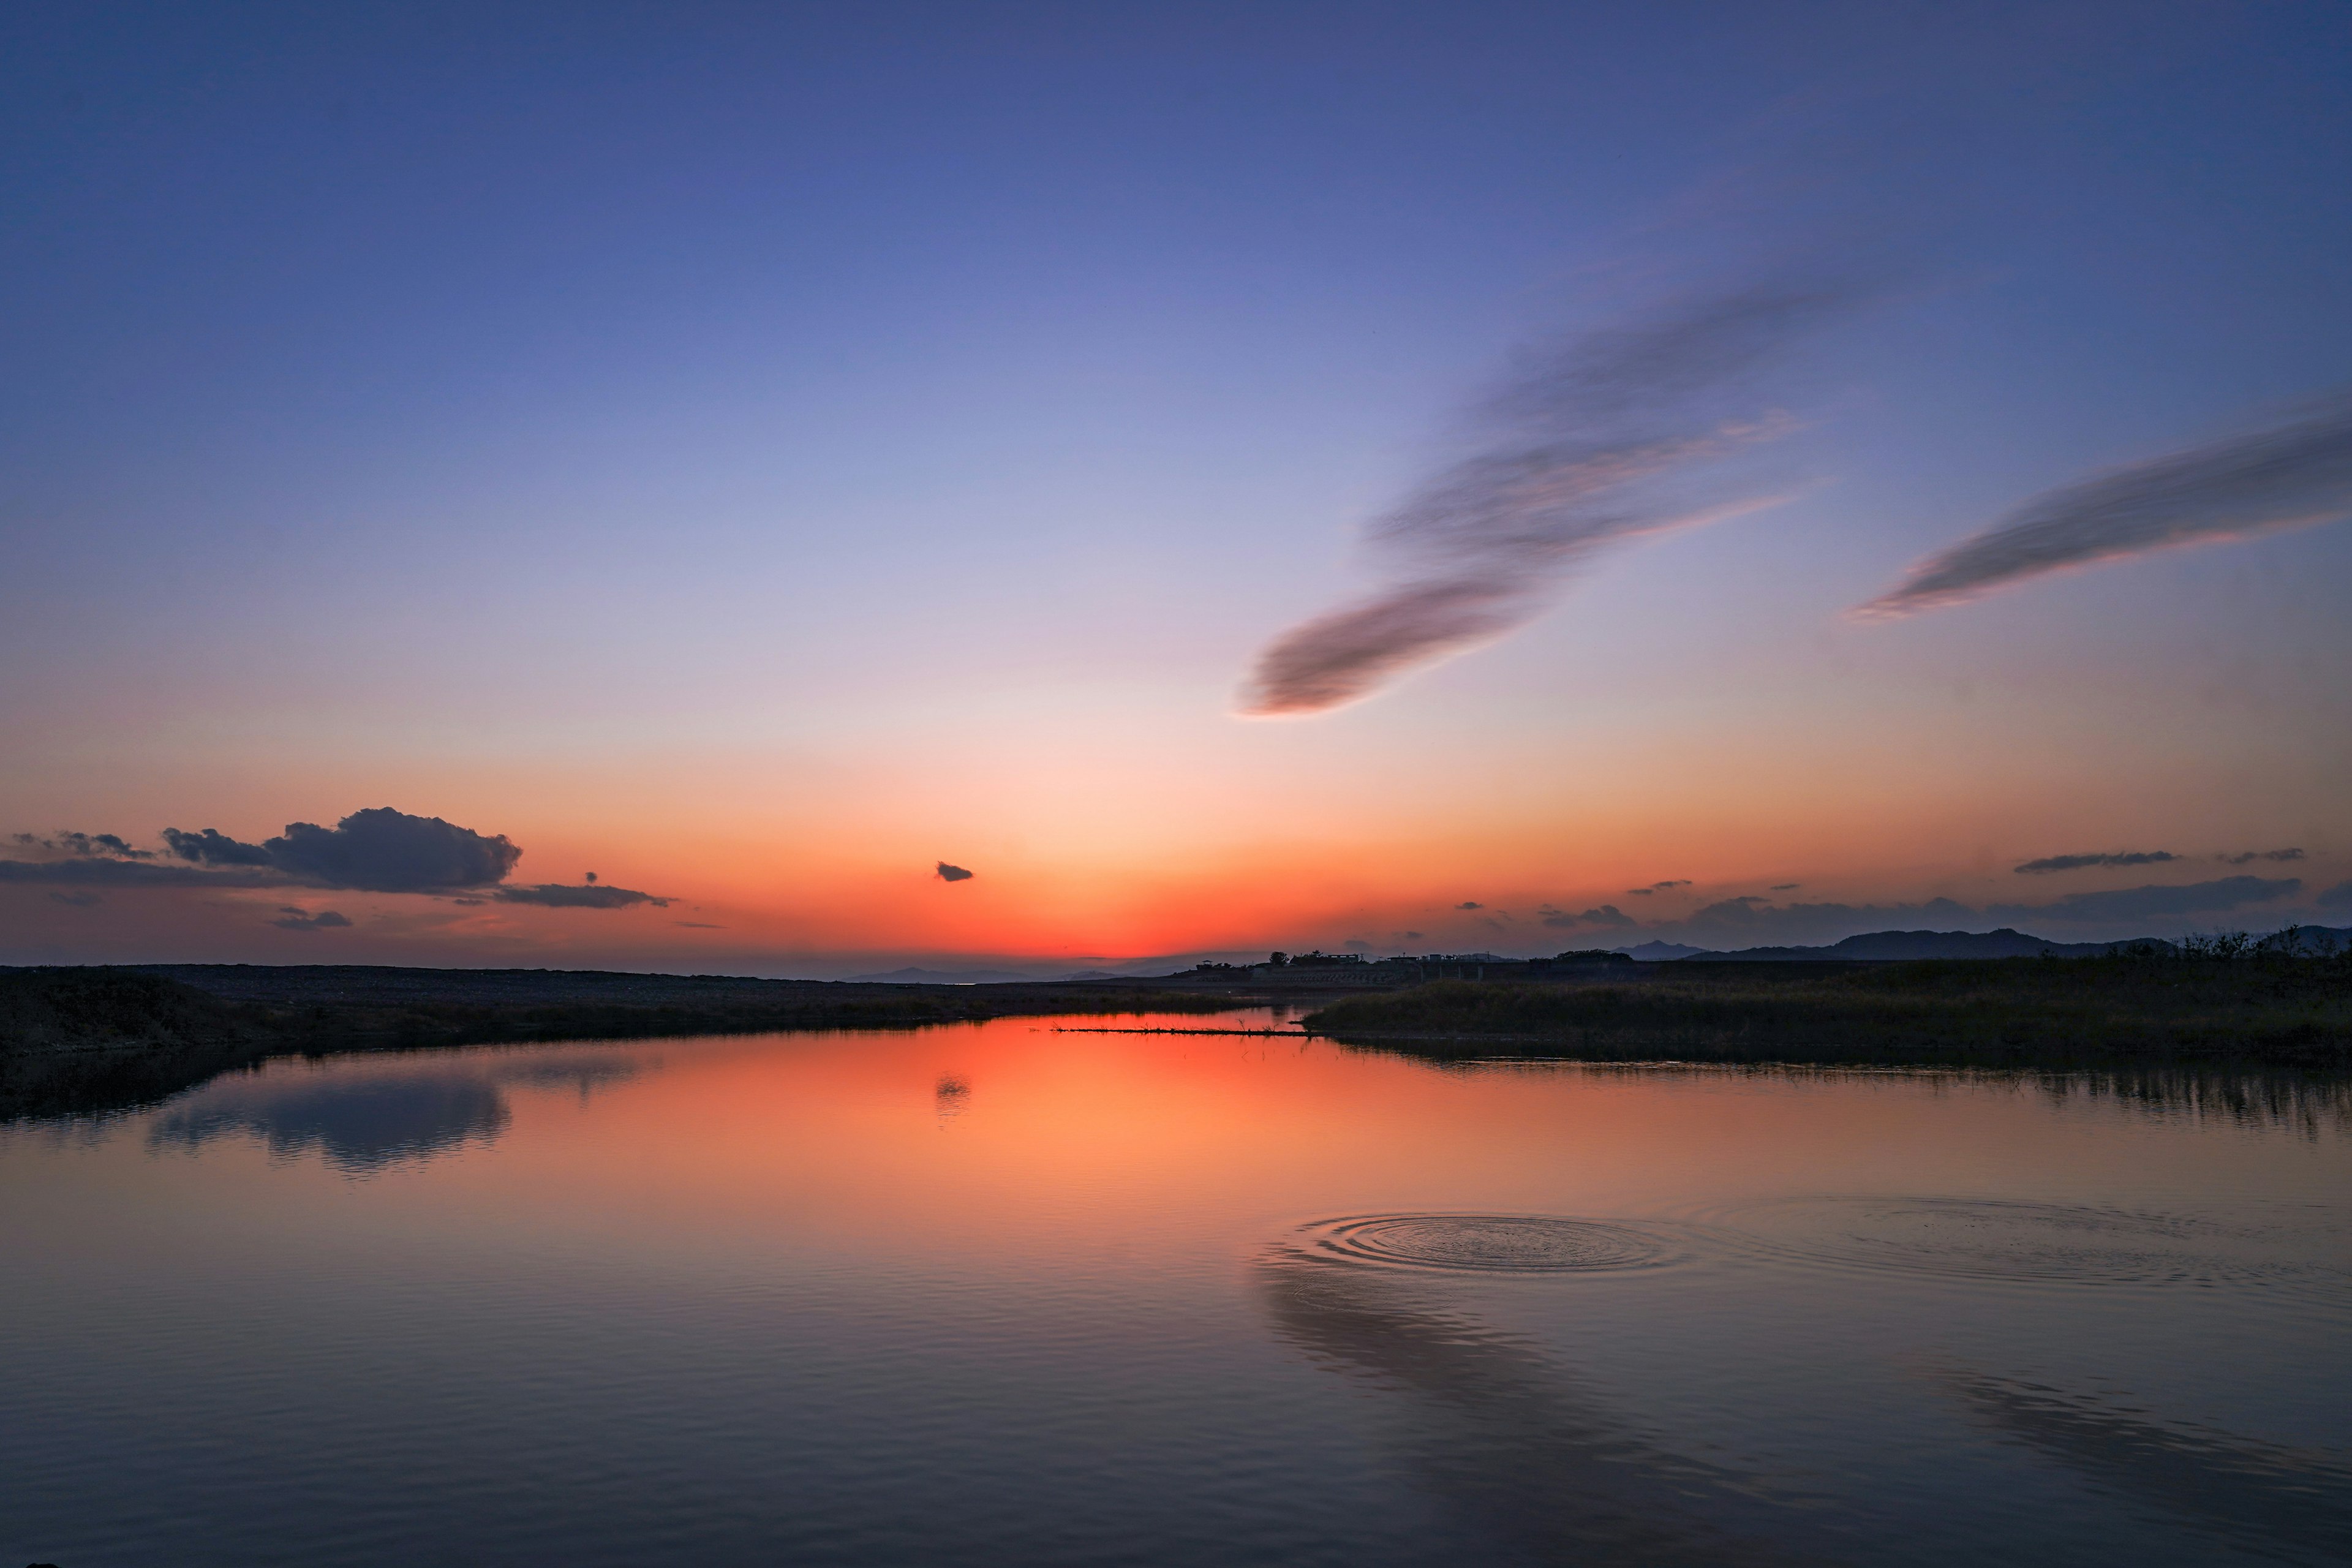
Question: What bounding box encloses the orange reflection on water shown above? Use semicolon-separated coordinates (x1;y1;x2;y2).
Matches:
344;1013;2344;1281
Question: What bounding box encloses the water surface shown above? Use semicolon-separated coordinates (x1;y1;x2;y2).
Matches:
4;1012;2348;1566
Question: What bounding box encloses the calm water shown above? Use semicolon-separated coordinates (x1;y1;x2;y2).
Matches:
4;1012;2350;1567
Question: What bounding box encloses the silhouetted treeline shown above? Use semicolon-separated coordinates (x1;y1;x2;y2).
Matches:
0;966;1248;1120
1305;944;2352;1068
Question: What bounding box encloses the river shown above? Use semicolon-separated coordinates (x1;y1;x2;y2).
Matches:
4;1010;2347;1566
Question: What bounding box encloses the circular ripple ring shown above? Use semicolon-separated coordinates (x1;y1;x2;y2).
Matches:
1305;1214;1673;1275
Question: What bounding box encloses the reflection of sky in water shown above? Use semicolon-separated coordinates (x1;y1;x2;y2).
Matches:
0;1016;2346;1567
147;1054;642;1174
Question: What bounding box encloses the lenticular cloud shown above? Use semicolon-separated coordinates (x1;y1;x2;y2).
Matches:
1240;287;1859;717
1858;394;2352;618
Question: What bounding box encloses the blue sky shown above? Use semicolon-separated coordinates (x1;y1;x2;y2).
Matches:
4;1;2349;971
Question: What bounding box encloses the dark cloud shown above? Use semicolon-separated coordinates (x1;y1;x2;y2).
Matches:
1770;883;1800;891
1653;879;1692;889
1454;900;1482;910
5;807;668;913
47;891;104;908
2013;851;2177;875
2316;881;2352;911
266;808;519;891
492;883;668;910
1860;394;2352;617
1242;285;1866;715
162;827;275;867
2218;848;2304;865
1986;876;2300;925
159;807;520;891
1398;930;1423;941
271;908;352;931
1540;903;1636;930
935;862;974;883
675;921;724;929
1626;888;1653;895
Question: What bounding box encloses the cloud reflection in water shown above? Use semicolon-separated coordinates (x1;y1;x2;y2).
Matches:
149;1054;641;1175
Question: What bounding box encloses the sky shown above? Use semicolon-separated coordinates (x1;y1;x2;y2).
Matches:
4;1;2350;976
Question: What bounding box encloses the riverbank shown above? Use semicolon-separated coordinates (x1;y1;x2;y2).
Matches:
1303;955;2352;1068
0;965;1261;1118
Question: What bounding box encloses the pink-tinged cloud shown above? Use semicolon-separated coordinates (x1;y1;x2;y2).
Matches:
1859;394;2352;617
1241;285;1865;717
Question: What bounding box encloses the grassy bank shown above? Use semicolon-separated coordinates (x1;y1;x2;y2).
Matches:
0;967;1251;1119
1303;953;2352;1067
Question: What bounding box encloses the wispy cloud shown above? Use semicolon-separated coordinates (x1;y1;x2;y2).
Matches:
1540;903;1636;930
2218;848;2304;865
12;831;153;860
1241;285;1864;715
271;907;352;931
492;883;668;910
2014;850;2177;875
1986;875;2300;925
1860;394;2352;617
0;857;277;888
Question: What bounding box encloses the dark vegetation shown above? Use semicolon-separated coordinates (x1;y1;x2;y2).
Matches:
1304;938;2352;1068
0;965;1253;1120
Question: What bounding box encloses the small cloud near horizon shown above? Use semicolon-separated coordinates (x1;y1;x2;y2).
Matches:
495;883;668;910
1540;902;1637;930
2218;848;2304;865
271;907;352;931
1454;900;1482;910
168;807;520;891
1986;875;2300;925
13;831;153;860
2014;851;2178;875
936;862;974;883
1;807;666;911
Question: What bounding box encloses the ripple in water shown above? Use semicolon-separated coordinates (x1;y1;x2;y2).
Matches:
1704;1196;2352;1298
1298;1214;1680;1275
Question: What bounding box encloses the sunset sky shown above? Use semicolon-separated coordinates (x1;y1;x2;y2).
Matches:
5;1;2349;975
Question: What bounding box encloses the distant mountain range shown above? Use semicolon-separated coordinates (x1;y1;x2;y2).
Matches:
1656;925;2352;962
1616;940;1712;960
